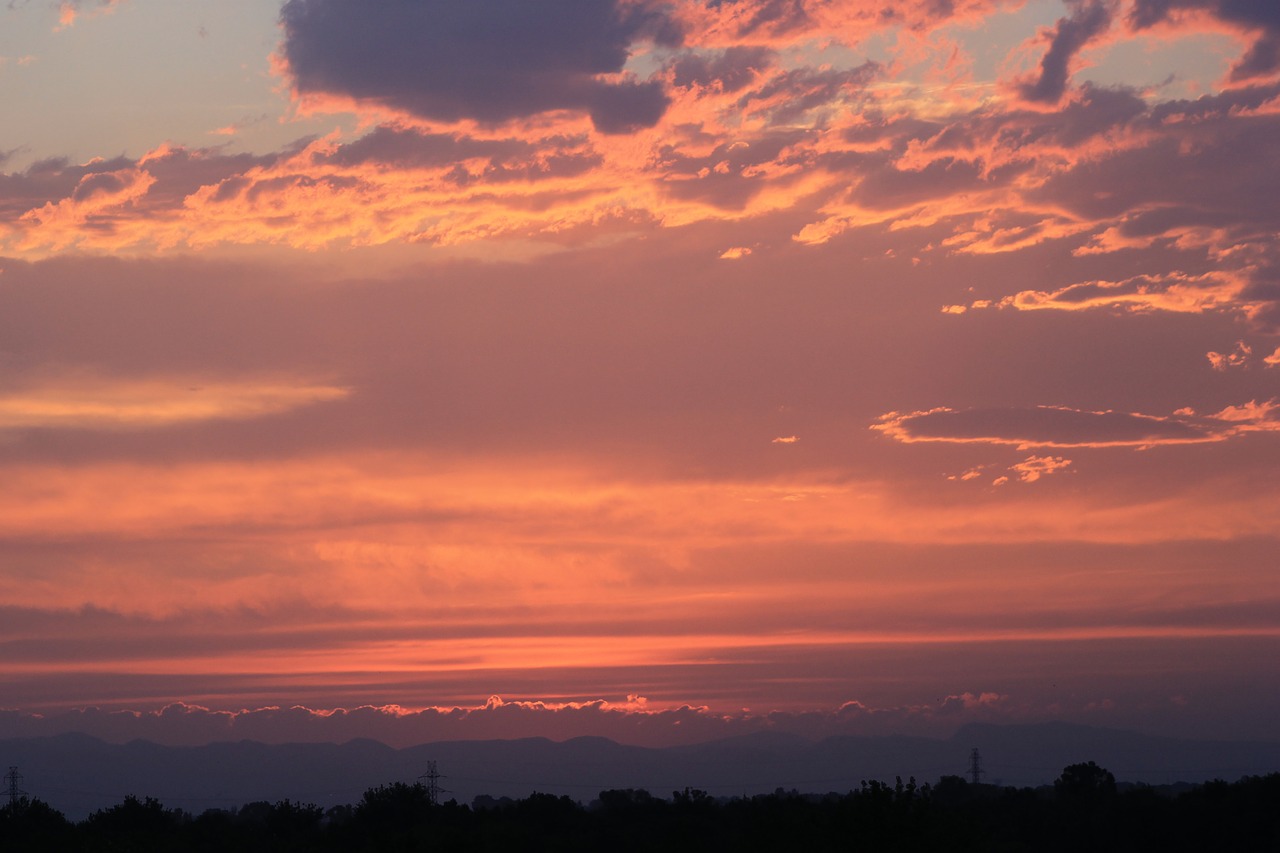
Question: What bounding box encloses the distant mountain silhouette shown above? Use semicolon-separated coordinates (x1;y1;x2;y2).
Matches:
3;722;1276;819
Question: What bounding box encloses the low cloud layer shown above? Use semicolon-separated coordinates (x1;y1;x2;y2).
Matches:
0;695;1027;748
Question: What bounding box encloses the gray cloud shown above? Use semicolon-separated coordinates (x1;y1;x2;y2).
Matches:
656;129;811;209
1019;0;1115;104
734;62;881;124
670;46;774;93
278;0;678;134
1129;0;1280;81
323;126;605;184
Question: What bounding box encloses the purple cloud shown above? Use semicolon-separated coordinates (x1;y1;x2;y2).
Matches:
670;46;774;93
1129;0;1280;81
1019;0;1115;104
0;693;1024;748
278;0;678;134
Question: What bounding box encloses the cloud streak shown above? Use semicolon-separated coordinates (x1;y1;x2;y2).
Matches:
0;377;348;430
874;402;1280;449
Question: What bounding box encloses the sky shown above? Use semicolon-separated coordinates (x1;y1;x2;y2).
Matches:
1;0;1278;749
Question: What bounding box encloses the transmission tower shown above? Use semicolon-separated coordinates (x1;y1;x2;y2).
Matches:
968;748;984;785
5;766;27;808
419;760;448;806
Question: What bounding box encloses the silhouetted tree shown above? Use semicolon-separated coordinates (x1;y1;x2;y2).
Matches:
5;764;1277;852
671;787;714;809
1055;761;1117;803
0;797;73;853
354;781;433;829
84;794;188;852
594;787;659;812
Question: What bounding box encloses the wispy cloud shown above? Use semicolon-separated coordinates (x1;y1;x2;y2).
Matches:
53;0;123;30
0;377;349;430
874;402;1280;449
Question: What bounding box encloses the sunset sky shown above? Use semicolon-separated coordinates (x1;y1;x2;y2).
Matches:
2;0;1278;748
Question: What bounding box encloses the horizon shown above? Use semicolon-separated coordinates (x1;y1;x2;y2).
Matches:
7;718;1280;822
2;0;1278;752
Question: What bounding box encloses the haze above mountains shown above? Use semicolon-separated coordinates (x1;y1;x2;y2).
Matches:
5;722;1277;821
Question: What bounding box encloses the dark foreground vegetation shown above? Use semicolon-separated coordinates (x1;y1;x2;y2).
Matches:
2;763;1277;852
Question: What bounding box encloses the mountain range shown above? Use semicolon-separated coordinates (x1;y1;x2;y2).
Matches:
4;722;1277;820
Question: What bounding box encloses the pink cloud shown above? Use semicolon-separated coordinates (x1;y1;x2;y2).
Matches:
975;272;1248;317
874;402;1280;449
1010;455;1073;483
1206;340;1252;371
54;0;122;30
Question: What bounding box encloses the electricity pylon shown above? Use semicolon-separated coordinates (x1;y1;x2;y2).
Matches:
968;748;984;785
419;760;448;806
4;766;27;808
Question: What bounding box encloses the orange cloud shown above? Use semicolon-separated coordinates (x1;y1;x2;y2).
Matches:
54;0;123;30
668;0;1025;51
977;271;1248;317
5;440;1280;635
16;167;156;251
1010;454;1073;483
873;401;1280;449
1206;340;1252;371
0;376;349;430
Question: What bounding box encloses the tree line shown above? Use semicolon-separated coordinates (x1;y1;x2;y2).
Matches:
1;762;1276;851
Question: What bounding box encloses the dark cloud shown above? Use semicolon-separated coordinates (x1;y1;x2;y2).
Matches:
1234;32;1280;80
924;83;1145;153
1238;262;1280;333
1028;83;1146;144
1033;90;1280;222
655;129;811;209
851;156;991;210
1019;0;1115;104
735;62;880;124
278;0;678;134
1129;0;1280;81
0;146;285;223
583;78;671;135
69;169;133;201
730;0;812;36
670;46;774;93
323;126;605;184
134;145;289;208
0;694;1021;749
0;156;127;219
